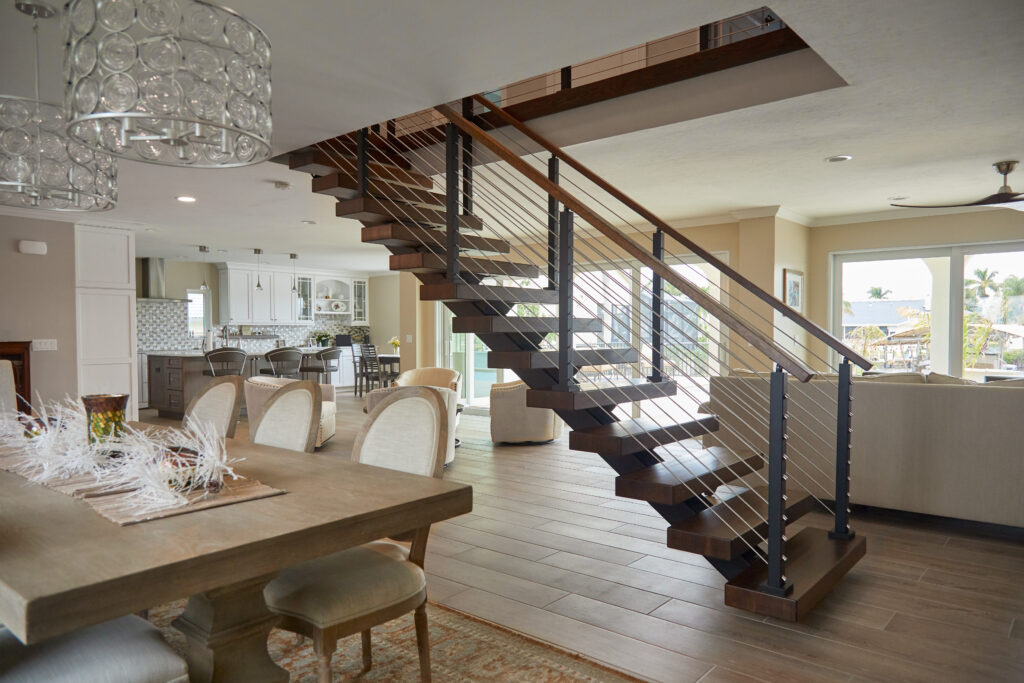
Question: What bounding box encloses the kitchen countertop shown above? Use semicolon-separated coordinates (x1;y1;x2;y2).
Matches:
142;347;355;358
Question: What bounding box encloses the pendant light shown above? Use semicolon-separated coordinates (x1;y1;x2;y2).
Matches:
64;0;272;167
253;247;263;291
289;252;298;293
0;1;117;211
197;244;209;290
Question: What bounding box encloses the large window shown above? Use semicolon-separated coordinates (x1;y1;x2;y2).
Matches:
832;241;1024;379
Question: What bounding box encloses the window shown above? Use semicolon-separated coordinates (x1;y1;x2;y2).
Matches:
187;290;209;339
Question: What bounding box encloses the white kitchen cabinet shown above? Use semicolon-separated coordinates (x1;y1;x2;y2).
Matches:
219;268;252;324
218;265;368;326
351;279;368;325
251;272;272;323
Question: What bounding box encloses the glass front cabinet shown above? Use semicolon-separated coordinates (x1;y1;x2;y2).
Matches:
351;279;368;325
295;276;313;323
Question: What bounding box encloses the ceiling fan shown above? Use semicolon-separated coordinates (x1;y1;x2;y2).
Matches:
891;160;1022;208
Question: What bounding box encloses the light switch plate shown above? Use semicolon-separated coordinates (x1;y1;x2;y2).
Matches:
405;334;413;343
32;339;58;351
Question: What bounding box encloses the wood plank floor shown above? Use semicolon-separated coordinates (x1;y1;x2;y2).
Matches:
143;395;1024;682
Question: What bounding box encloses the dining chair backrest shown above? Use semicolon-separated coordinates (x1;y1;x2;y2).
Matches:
183;376;243;438
359;343;381;376
0;360;16;415
204;348;247;376
250;380;322;453
394;367;462;393
354;386;448;478
264;347;303;377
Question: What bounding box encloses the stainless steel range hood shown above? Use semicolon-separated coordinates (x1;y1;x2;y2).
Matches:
138;257;188;302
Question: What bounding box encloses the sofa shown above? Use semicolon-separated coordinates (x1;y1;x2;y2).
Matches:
244;377;336;448
489;380;565;444
703;371;1024;527
366;385;458;465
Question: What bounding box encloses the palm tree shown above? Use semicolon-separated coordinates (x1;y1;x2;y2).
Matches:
867;287;892;300
1000;274;1024;324
965;267;999;298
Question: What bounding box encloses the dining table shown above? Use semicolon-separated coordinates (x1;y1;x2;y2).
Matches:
0;438;472;682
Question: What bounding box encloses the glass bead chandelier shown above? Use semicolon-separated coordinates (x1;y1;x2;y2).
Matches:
0;1;117;211
64;0;272;167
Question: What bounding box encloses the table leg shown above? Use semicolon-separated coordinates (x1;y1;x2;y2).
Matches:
172;574;287;683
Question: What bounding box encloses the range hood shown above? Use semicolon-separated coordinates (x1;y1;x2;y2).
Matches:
138;257;188;302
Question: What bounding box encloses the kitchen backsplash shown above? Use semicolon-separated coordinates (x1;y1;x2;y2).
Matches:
136;300;370;354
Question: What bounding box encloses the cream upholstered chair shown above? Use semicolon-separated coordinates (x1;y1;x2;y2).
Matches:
245;376;336;447
489;379;564;443
264;386;448;683
393;367;461;393
0;615;188;683
366;385;458;465
0;360;16;415
182;376;243;438
249;380;322;453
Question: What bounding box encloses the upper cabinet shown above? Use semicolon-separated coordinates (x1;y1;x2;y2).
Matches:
218;265;368;326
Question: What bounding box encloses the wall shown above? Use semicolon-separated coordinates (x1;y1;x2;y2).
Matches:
368;273;400;346
773;216;810;364
0;214;78;403
164;261;220;324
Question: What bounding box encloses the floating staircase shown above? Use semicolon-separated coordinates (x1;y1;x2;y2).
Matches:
286;99;868;621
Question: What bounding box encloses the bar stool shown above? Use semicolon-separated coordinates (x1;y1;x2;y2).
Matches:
203;348;247;376
299;346;342;384
259;347;303;379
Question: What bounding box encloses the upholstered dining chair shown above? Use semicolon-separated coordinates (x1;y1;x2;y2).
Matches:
392;367;462;394
0;359;16;415
0;615;189;682
182;376;243;438
264;386;449;683
259;347;303;379
249;380;322;453
202;347;247;377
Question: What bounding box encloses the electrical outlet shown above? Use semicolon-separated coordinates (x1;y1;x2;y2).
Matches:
32;339;58;351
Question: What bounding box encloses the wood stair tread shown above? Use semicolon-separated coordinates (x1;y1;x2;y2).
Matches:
526;380;677;411
364;223;510;254
488;347;639;370
314;174;446;208
667;486;816;560
328;133;414;170
570;415;720;457
390;253;538;278
289;150;431;189
452;316;602;335
724;527;866;621
615;446;763;505
338;197;484;231
420;283;557;304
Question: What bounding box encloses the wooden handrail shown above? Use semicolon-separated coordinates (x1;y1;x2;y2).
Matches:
436;103;816;383
470;94;872;371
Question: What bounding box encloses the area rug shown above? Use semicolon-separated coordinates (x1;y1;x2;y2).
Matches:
150;600;640;682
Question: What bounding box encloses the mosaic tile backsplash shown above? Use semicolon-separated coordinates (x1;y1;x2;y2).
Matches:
136;299;370;354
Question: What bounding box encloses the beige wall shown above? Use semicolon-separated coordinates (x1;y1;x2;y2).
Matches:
135;259;219;324
368;274;400;345
774;216;811;363
0;214;78;403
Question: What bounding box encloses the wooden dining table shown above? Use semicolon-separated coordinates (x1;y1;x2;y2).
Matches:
0;439;472;682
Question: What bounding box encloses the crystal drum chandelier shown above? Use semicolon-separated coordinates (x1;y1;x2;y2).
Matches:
64;0;272;167
0;2;116;211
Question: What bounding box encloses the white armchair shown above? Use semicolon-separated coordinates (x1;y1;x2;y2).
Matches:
244;376;336;447
489;380;564;444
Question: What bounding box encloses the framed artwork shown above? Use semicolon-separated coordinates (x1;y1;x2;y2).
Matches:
783;268;804;311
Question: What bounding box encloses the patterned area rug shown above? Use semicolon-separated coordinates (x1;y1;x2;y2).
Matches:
150;600;639;682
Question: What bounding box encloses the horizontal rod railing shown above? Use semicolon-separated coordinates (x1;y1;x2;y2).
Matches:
470;94;871;371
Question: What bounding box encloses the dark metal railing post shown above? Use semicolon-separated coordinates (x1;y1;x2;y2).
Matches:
830;358;856;540
546;155;560;290
557;209;577;392
560;66;572;90
649;229;664;382
760;364;793;597
461;97;474;215
356;128;369;196
444;122;460;283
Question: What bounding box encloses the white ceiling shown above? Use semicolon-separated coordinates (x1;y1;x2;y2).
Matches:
0;0;1021;271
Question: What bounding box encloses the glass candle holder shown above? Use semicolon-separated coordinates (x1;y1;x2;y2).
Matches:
81;394;129;444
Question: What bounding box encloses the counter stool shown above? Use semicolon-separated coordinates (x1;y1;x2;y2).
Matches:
203;348;247;376
300;346;342;384
260;347;303;379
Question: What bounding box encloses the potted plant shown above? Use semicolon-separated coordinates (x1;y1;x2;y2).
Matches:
313;331;332;347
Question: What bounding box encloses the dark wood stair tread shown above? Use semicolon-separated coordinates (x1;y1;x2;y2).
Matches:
452;316;602;335
338;197;484;231
390;253;538;278
364;223;509;254
421;283;557;304
570;415;720;456
526;380;677;411
615;445;763;505
314;174;445;208
488;347;639;370
724;527;866;621
289;150;431;189
667;486;816;560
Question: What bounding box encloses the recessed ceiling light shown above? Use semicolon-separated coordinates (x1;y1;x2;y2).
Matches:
888;195;908;201
825;155;853;163
176;195;197;203
301;220;316;225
